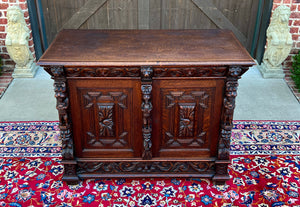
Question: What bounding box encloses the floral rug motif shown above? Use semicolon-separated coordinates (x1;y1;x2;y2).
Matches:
0;121;300;206
231;121;300;155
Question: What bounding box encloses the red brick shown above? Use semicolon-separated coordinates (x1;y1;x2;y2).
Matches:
23;11;29;18
296;42;300;48
290;27;299;33
0;3;9;10
284;61;293;67
290;48;299;54
273;0;282;3
19;3;28;10
8;0;17;3
0;33;6;39
294;20;300;26
28;39;34;46
291;4;298;11
0;19;7;25
3;60;15;65
0;72;13;77
0;78;12;84
286;55;292;61
25;18;30;24
0;26;5;32
1;54;10;59
1;47;7;53
292;34;300;41
291;12;300;18
283;0;291;3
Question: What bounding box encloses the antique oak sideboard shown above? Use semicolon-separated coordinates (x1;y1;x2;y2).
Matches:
38;29;255;185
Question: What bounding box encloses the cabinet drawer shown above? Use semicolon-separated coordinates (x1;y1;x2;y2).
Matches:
68;79;142;158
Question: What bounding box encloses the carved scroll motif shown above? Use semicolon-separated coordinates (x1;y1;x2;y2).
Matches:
77;161;215;174
65;67;141;77
141;66;153;160
153;67;227;77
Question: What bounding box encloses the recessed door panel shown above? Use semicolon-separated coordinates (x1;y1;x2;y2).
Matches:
68;79;142;158
152;79;224;158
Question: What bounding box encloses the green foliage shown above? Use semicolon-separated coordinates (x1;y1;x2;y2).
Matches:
291;51;300;92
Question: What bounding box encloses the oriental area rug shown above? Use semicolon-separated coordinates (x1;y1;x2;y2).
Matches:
0;121;300;207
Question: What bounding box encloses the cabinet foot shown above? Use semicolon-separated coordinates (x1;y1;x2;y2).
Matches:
63;175;80;185
62;162;79;185
212;174;230;185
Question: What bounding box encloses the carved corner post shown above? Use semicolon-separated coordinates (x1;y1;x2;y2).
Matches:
47;66;79;184
213;66;248;185
141;66;153;160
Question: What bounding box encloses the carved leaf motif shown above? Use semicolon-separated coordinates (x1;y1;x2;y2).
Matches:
153;67;227;77
163;90;209;148
65;67;141;77
98;104;114;137
179;104;195;137
77;161;215;174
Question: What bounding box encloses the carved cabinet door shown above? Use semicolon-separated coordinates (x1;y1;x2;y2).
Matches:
152;79;225;158
68;79;143;158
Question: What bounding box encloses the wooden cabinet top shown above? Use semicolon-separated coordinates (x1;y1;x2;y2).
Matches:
38;29;255;67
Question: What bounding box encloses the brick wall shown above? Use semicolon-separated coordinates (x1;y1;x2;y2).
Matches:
272;0;300;101
0;0;35;72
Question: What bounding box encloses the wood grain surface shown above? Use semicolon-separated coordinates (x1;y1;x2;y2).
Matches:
38;29;254;66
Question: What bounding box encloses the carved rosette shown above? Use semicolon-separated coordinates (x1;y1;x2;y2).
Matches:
46;66;78;183
141;66;153;160
217;66;247;160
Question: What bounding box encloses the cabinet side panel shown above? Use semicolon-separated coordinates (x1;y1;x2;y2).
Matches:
68;79;142;158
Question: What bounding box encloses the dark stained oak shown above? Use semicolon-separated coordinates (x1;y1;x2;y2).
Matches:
39;29;254;66
38;29;255;185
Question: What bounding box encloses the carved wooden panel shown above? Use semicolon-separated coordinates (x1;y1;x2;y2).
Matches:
153;67;227;77
77;159;216;175
68;79;142;158
65;67;141;77
152;79;224;158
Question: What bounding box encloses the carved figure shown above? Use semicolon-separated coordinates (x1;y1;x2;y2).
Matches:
260;5;292;78
5;6;37;77
263;5;292;67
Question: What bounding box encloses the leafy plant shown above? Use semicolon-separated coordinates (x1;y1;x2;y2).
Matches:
291;51;300;92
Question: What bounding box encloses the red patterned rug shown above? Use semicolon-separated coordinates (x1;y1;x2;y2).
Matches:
0;121;299;206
